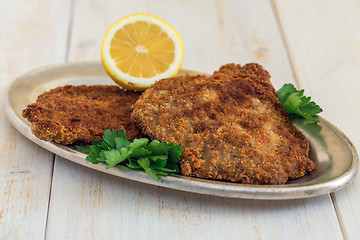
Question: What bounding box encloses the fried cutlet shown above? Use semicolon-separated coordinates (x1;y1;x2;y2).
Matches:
131;63;314;184
22;85;143;145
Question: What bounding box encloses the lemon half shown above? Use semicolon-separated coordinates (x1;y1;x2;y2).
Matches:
101;13;184;91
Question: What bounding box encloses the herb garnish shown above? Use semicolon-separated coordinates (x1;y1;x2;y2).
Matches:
76;129;184;181
277;83;323;123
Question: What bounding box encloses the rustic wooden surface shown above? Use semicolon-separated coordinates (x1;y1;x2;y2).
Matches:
1;0;359;239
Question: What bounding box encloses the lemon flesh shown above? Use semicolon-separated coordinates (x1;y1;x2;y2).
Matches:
101;13;184;91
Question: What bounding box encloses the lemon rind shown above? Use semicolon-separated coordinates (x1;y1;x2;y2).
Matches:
101;13;184;88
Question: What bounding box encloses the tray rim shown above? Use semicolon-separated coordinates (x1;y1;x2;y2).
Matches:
4;61;359;200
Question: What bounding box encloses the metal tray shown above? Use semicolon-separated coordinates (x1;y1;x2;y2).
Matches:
4;62;358;199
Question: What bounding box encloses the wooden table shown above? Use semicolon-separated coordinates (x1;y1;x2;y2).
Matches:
1;0;359;239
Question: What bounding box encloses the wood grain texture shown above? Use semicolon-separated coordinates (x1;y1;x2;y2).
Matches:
274;0;360;239
44;0;344;239
68;0;295;89
0;0;71;238
47;158;343;240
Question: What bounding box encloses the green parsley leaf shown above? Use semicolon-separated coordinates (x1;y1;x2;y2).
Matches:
154;167;177;173
164;162;180;173
103;129;119;148
147;140;170;155
153;157;168;168
76;130;184;181
277;83;323;123
144;168;161;181
130;147;152;158
137;157;151;169
117;129;127;139
76;145;92;154
90;145;103;155
104;149;127;169
86;153;103;164
149;155;168;162
168;142;184;163
115;137;131;150
77;143;106;164
127;159;142;170
129;138;149;150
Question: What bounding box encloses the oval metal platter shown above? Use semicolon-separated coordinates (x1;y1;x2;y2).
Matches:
4;62;359;200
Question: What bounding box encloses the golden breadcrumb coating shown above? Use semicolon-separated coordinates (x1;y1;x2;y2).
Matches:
131;63;314;184
22;85;143;145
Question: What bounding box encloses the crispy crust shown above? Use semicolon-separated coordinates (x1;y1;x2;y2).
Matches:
22;85;143;145
131;63;314;184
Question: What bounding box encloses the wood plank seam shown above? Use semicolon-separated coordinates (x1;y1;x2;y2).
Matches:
269;0;303;90
65;0;76;62
43;0;76;238
40;1;349;239
43;155;56;240
330;193;347;240
271;1;346;238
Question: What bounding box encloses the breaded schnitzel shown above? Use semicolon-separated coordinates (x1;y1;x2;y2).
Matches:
22;85;143;145
131;63;314;184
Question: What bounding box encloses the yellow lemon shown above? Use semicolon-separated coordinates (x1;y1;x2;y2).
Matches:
101;13;184;91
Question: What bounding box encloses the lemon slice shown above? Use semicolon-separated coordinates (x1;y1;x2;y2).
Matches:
101;13;184;91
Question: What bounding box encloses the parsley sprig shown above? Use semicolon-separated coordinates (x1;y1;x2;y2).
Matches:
277;83;323;123
76;129;184;181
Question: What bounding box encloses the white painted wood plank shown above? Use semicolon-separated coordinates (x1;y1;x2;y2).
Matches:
67;0;294;89
48;158;342;240
46;0;343;239
0;0;71;239
273;0;360;239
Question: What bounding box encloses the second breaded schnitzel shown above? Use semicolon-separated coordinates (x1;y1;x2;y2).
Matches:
131;63;314;184
22;85;143;145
